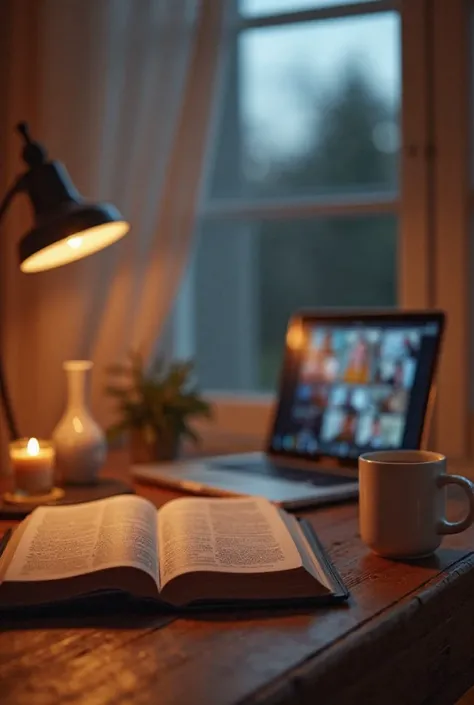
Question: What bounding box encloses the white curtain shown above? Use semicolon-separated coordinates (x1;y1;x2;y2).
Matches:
0;0;222;448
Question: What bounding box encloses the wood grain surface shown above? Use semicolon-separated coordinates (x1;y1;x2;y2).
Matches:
1;451;474;705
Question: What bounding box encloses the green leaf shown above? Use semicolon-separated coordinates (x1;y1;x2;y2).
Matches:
167;361;194;389
182;423;200;444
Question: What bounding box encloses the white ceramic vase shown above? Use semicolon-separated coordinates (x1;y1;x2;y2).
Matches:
52;360;106;485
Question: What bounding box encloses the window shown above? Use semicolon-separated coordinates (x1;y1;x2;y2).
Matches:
174;1;471;457
192;215;396;391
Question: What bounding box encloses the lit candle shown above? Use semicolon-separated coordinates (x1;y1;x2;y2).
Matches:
9;438;55;495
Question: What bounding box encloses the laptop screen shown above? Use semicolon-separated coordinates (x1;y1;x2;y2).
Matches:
269;312;444;462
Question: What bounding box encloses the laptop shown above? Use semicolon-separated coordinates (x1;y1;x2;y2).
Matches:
133;309;445;509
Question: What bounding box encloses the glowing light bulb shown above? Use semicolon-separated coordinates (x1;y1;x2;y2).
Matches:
27;437;40;456
67;236;83;249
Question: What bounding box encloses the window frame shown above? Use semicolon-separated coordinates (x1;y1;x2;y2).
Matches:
430;0;470;457
175;0;470;457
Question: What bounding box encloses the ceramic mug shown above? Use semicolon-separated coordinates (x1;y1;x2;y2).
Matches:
359;450;474;559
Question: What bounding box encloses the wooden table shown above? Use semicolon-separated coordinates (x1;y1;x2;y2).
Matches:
1;453;474;705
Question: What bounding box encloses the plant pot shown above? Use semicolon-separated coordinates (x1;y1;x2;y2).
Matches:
130;429;179;464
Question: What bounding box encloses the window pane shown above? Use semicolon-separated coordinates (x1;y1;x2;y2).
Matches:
192;215;397;392
240;0;379;16
210;12;400;200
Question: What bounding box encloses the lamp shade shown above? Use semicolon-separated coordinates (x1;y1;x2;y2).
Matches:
14;123;130;273
19;202;129;273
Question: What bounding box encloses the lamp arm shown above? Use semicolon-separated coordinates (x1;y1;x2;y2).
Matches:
0;178;23;440
0;177;23;222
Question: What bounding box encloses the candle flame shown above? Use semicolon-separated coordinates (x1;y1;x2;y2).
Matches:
27;438;40;456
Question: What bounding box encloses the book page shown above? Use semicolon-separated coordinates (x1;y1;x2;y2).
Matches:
158;497;302;587
3;495;158;583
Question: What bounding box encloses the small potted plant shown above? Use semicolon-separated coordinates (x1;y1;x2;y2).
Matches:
105;352;212;463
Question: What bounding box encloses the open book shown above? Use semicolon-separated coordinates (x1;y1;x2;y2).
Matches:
0;495;348;609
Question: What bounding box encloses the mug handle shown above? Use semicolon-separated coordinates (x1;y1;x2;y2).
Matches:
437;474;474;534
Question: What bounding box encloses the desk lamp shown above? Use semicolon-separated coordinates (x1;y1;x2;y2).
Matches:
0;123;130;440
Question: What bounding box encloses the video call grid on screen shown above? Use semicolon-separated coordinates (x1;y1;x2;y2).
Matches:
271;318;441;461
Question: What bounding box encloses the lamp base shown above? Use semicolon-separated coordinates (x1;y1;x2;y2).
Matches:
0;477;134;519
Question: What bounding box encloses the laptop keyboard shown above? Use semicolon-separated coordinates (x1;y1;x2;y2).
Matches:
209;459;357;487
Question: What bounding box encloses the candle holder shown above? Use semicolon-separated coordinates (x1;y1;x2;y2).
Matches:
4;438;64;505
